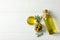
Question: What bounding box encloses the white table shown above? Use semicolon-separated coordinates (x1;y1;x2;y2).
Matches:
0;0;60;40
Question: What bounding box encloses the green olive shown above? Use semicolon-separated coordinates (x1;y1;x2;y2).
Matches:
35;23;42;32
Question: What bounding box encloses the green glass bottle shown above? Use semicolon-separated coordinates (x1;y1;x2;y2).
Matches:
43;9;57;34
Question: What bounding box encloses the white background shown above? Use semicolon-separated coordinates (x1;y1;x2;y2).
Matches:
0;0;60;40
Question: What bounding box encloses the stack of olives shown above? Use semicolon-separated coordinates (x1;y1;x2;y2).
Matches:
35;23;42;32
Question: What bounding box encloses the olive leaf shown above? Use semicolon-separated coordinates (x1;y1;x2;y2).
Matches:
35;15;42;23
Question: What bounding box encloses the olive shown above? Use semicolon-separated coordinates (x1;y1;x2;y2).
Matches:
35;23;42;32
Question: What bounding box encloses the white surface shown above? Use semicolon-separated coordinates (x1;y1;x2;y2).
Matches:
0;0;60;40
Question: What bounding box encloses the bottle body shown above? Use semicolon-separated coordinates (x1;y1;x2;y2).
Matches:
43;10;57;34
44;14;57;34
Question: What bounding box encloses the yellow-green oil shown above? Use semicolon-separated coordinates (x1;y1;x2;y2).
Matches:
44;13;57;34
27;16;36;25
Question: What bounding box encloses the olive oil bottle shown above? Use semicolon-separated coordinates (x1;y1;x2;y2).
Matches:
42;9;57;34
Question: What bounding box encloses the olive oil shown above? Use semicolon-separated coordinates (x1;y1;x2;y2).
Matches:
27;16;36;25
43;10;57;34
